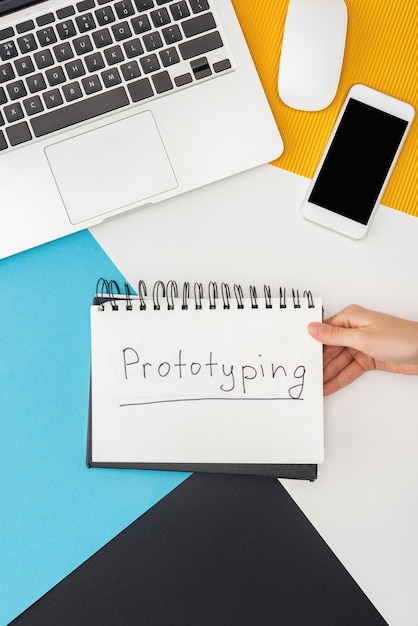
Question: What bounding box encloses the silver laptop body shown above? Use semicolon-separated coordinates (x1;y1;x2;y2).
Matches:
0;0;283;259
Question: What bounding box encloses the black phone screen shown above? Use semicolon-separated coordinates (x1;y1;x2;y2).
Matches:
308;99;408;225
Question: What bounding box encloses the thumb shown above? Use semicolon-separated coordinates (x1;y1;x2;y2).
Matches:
308;321;359;349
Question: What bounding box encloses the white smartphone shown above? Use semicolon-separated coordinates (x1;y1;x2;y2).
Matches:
301;84;415;239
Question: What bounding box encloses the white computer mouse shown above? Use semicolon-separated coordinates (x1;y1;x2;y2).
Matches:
278;0;348;111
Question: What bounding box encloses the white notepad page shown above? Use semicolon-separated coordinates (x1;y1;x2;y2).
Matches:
90;290;323;465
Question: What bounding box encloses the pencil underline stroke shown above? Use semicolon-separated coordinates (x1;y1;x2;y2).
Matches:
120;397;304;407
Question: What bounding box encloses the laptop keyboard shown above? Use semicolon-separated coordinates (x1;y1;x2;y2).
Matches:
0;0;233;152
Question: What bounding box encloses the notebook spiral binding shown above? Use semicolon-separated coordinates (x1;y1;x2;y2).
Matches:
94;279;316;311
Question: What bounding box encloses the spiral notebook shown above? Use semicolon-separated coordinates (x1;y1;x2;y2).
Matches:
87;280;324;479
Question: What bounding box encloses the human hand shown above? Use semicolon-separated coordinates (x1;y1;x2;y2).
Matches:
308;304;418;395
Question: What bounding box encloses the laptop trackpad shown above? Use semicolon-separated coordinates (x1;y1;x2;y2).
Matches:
45;111;178;224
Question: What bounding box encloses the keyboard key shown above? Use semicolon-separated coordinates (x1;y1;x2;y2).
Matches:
115;0;135;18
182;13;216;38
170;2;189;20
73;34;94;54
45;66;66;86
27;73;47;93
0;130;7;150
63;81;83;101
14;56;35;76
36;13;55;27
33;49;54;69
56;6;76;19
95;6;116;25
140;53;160;73
65;58;86;79
174;72;192;87
7;80;27;100
190;56;211;79
17;33;38;53
189;0;209;13
162;24;182;45
0;27;15;41
104;45;124;64
76;13;96;32
127;76;153;101
0;62;15;83
56;20;77;39
44;88;64;108
16;20;35;34
150;7;170;27
159;46;179;66
101;67;122;87
143;31;163;51
179;31;222;60
134;0;154;9
77;0;96;11
82;74;102;94
152;69;172;93
7;120;32;145
123;38;144;58
111;21;132;41
120;59;140;80
213;58;231;73
23;94;44;114
53;42;74;62
92;28;113;47
0;86;6;104
0;41;18;61
37;27;57;47
85;51;105;71
31;87;129;137
4;102;24;122
131;14;151;34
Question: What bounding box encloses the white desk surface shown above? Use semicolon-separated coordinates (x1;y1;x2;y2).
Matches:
91;164;418;626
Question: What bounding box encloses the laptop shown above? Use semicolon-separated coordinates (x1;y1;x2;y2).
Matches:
0;0;283;259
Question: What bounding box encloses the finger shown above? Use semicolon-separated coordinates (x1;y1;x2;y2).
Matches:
322;344;346;369
324;304;371;329
323;359;366;395
323;346;355;384
308;321;364;351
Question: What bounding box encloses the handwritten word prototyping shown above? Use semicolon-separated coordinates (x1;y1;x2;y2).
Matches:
122;348;306;400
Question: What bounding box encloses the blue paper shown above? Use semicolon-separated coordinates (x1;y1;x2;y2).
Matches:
0;231;188;624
